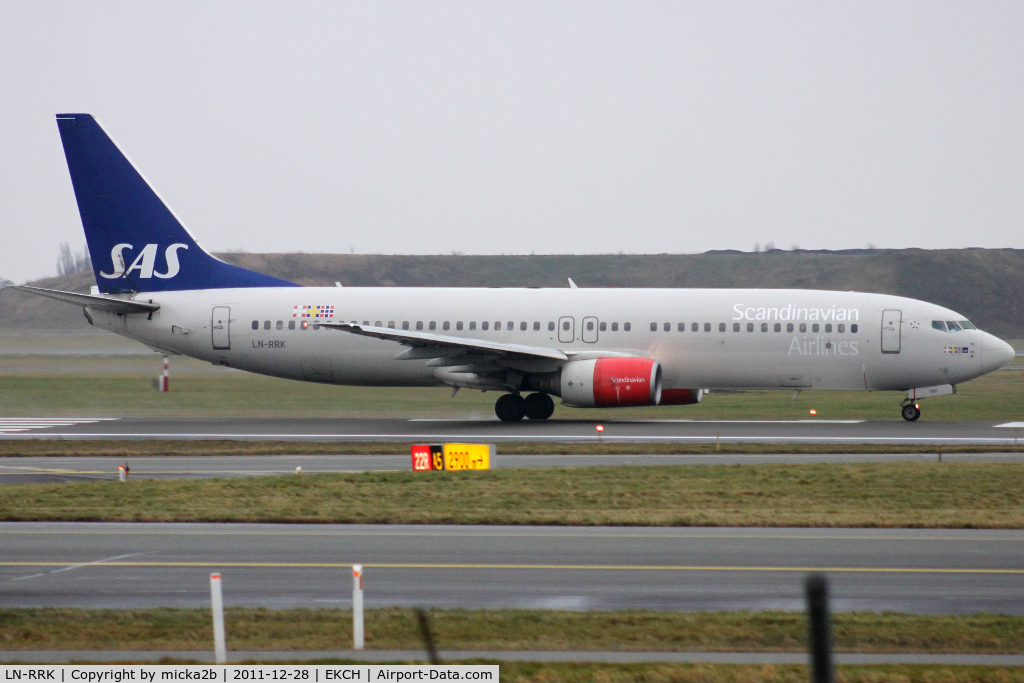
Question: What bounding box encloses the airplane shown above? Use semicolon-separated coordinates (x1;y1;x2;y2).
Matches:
12;114;1016;422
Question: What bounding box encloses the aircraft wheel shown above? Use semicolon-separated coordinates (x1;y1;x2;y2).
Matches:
901;403;921;422
524;392;555;420
495;393;526;422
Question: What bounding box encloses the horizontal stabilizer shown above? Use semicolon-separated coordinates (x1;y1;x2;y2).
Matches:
9;285;160;315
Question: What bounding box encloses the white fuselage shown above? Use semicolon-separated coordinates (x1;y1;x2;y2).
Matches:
85;286;1011;396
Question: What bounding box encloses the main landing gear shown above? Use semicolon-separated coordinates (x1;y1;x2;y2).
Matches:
901;402;921;422
495;392;555;422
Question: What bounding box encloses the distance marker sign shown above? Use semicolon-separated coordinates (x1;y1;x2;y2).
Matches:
411;444;492;471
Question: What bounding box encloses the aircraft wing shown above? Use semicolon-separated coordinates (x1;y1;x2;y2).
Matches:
9;285;160;314
319;322;568;362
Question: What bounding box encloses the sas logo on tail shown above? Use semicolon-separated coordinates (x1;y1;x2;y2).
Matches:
100;243;188;279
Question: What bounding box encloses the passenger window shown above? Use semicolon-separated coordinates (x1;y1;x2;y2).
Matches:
362;321;368;326
469;321;476;330
402;321;410;330
548;322;555;331
611;322;619;331
587;321;595;331
507;321;514;330
599;322;606;332
733;323;740;332
457;321;464;331
678;322;685;332
837;324;845;333
812;324;819;333
388;321;396;329
375;321;382;327
429;321;437;331
521;321;527;331
799;323;806;333
624;322;632;331
825;324;832;333
704;323;711;332
251;320;258;330
313;324;320;330
288;321;295;330
495;321;501;330
691;322;698;332
946;321;961;332
663;322;670;332
534;322;540;331
747;322;754;332
959;320;976;330
264;320;271;330
416;321;423;330
481;321;489;330
301;321;309;330
851;324;858;333
761;323;768;332
563;321;571;331
650;322;657;332
774;323;781;332
786;323;793;333
276;321;283;330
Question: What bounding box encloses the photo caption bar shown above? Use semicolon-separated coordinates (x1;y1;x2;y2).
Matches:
0;665;498;682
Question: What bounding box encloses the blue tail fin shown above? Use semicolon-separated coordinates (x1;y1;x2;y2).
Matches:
56;114;297;293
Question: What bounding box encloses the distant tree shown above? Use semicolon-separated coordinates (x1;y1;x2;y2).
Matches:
0;276;12;289
56;242;92;277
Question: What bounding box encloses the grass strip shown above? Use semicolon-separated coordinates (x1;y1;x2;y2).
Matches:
2;608;1022;653
2;440;1024;458
0;462;1021;527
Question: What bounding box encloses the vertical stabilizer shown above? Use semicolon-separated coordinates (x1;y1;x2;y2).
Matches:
56;114;297;293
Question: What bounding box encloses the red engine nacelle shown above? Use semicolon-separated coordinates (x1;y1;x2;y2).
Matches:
560;357;662;408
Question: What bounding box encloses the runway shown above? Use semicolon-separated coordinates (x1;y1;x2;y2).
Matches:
1;523;1021;614
2;416;1024;444
3;452;1024;483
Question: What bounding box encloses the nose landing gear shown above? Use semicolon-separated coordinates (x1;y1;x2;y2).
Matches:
495;392;554;422
901;402;921;422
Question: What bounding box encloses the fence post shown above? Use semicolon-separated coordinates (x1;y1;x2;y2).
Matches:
352;564;364;650
210;573;227;664
805;573;833;683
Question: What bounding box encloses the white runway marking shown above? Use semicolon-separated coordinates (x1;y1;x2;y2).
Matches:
994;422;1024;428
0;418;118;433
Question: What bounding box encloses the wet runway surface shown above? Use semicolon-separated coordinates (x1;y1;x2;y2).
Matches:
2;416;1024;444
1;524;1020;614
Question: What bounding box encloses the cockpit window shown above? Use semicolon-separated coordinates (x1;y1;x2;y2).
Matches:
959;320;977;330
931;321;947;332
946;320;962;332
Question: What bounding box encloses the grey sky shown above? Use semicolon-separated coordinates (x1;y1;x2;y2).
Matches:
1;1;1022;283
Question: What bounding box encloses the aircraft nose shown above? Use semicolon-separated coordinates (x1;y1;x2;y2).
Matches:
982;334;1016;374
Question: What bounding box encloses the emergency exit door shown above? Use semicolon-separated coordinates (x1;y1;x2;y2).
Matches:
881;309;901;354
582;316;599;343
212;306;231;350
558;316;575;343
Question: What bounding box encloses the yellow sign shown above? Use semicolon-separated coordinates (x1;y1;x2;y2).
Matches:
442;443;492;470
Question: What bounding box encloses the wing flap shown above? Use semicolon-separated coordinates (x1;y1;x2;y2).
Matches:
319;322;568;361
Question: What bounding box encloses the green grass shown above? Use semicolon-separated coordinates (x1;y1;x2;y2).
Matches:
1;463;1021;527
2;608;1022;653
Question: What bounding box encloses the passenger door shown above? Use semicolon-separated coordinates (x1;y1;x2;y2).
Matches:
211;306;231;350
881;309;901;354
582;316;599;343
558;316;575;344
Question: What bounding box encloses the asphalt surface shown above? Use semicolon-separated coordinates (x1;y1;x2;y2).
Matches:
3;452;1024;484
1;524;1020;614
2;416;1024;444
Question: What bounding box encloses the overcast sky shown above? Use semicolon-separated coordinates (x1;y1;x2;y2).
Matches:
1;1;1022;283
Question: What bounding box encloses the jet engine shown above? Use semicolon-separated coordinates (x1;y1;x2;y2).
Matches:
560;357;662;408
659;388;705;405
